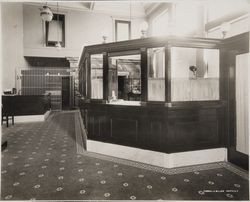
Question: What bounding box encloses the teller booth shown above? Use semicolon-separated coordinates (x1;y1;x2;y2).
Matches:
78;33;249;169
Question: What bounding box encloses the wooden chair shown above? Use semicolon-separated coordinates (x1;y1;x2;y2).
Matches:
1;96;14;127
1;141;8;151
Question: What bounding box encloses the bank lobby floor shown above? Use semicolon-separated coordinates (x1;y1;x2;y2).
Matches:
1;111;249;200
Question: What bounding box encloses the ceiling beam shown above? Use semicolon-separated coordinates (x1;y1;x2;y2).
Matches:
81;2;91;10
145;3;170;18
144;3;161;16
90;2;95;11
205;9;249;31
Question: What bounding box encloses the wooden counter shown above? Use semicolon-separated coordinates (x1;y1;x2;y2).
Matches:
79;99;225;153
2;94;51;116
78;32;249;162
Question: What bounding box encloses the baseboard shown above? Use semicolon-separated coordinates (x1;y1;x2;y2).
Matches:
87;140;227;168
15;111;51;123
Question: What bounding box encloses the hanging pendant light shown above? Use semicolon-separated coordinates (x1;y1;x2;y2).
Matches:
55;2;61;50
40;3;53;22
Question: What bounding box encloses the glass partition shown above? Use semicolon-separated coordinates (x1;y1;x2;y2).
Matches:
91;54;103;99
147;47;165;101
171;47;219;101
108;54;141;101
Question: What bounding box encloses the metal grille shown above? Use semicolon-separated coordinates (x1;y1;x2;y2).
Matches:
18;68;71;110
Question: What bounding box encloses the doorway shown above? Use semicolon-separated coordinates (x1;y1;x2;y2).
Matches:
118;76;126;99
228;53;249;170
62;77;70;110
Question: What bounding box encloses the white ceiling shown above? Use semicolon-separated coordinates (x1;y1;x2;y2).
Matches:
26;1;164;18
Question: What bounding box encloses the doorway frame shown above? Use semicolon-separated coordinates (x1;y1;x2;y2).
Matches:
220;32;249;170
61;76;74;110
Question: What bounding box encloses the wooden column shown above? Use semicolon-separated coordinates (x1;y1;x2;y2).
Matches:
165;45;171;104
140;47;148;102
66;57;79;108
86;53;91;100
103;52;109;101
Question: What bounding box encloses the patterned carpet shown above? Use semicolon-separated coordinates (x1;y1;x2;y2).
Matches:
1;111;249;200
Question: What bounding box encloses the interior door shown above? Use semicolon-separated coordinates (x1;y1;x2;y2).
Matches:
62;77;70;110
228;53;249;170
118;76;126;99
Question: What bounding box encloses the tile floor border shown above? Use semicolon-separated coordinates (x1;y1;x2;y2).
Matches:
74;111;249;179
80;150;222;175
219;162;249;180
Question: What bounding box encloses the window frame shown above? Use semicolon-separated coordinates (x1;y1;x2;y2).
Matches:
115;20;131;42
147;47;166;102
107;51;142;102
170;46;220;102
90;54;104;100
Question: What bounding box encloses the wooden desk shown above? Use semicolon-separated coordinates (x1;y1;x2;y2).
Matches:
2;94;51;116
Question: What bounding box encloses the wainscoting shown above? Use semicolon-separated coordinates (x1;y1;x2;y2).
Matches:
80;101;225;154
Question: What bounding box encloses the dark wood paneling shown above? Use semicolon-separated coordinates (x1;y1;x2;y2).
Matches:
147;121;163;148
62;77;70;109
111;118;138;143
79;35;222;65
86;108;106;138
87;115;106;138
171;121;199;143
103;52;109;100
228;148;249;170
141;48;147;101
165;45;171;102
81;102;222;153
78;32;249;163
25;57;69;67
2;95;50;116
86;54;91;99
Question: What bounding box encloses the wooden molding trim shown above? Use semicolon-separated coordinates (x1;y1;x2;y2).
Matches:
205;10;249;31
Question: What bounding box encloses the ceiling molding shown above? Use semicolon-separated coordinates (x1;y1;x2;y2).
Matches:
206;9;250;31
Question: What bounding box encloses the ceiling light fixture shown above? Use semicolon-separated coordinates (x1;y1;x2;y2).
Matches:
40;3;53;22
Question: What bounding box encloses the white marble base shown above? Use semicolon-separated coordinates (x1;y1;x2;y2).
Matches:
15;111;51;123
87;140;227;168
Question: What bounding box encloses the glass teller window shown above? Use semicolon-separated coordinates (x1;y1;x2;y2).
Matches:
147;47;165;101
171;47;219;101
108;54;141;101
90;54;103;99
